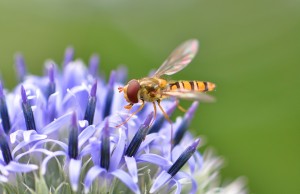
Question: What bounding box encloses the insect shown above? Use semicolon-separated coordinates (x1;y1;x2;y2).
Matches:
117;39;216;127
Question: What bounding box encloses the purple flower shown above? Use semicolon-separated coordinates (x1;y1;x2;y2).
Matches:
0;47;247;194
0;126;40;183
83;117;140;194
39;111;96;191
0;82;11;134
14;53;27;82
150;139;200;194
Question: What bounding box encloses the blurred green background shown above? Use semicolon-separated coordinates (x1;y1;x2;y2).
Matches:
0;0;299;193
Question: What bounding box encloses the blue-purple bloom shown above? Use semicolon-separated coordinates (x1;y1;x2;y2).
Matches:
0;82;11;134
0;48;247;194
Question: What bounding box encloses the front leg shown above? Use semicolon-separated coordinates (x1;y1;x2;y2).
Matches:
116;100;145;128
124;103;133;110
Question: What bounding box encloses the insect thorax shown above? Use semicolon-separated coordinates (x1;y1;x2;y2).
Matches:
138;78;166;102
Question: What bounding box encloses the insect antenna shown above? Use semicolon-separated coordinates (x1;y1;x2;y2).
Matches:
118;87;123;93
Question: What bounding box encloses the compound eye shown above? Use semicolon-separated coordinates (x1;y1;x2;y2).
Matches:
126;79;140;103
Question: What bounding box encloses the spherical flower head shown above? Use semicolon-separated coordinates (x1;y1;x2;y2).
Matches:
0;47;247;194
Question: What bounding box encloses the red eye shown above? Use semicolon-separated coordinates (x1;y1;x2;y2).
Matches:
127;79;140;103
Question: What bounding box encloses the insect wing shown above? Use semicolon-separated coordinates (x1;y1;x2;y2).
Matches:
153;39;199;78
163;89;215;102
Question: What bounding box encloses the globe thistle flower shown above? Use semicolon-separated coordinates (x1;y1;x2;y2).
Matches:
0;47;247;194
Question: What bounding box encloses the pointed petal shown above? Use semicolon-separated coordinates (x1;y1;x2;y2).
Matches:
41;151;66;175
31;138;68;152
9;130;23;144
109;129;125;171
0;174;8;182
40;112;72;134
173;179;182;194
63;47;74;67
6;161;38;173
12;131;47;156
23;130;47;142
84;166;105;194
78;125;95;148
171;145;183;162
187;152;196;173
115;65;127;84
46;92;58;123
110;85;129;116
137;153;172;167
88;54;99;77
0;163;9;175
62;86;89;119
125;156;138;183
69;159;82;191
150;170;171;193
79;143;92;157
88;138;100;166
15;148;54;161
79;120;88;129
176;172;197;194
63;61;88;92
111;169;140;194
12;138;67;157
195;152;203;170
137;133;160;154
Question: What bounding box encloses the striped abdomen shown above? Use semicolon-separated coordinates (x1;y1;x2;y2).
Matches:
168;81;216;92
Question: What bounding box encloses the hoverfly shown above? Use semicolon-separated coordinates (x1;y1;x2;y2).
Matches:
117;39;216;127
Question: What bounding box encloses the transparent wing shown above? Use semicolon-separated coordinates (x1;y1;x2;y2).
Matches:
153;39;199;78
163;89;215;102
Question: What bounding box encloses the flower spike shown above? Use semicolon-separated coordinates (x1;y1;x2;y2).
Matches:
125;112;153;157
100;119;110;170
89;54;99;77
103;71;116;118
0;126;12;164
46;63;56;99
168;138;200;177
84;80;97;125
174;101;199;145
14;53;27;82
150;138;200;193
0;82;11;134
63;47;74;67
21;86;36;131
0;46;246;194
68;112;79;159
115;65;128;84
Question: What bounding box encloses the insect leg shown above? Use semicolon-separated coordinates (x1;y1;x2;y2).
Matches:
115;101;145;128
124;103;133;110
157;100;172;124
149;102;157;128
157;100;174;149
176;99;187;112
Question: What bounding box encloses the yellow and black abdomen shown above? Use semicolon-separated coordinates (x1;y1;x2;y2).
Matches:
168;81;216;92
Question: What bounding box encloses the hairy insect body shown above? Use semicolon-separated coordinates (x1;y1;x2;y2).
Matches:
138;78;167;102
117;39;216;128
